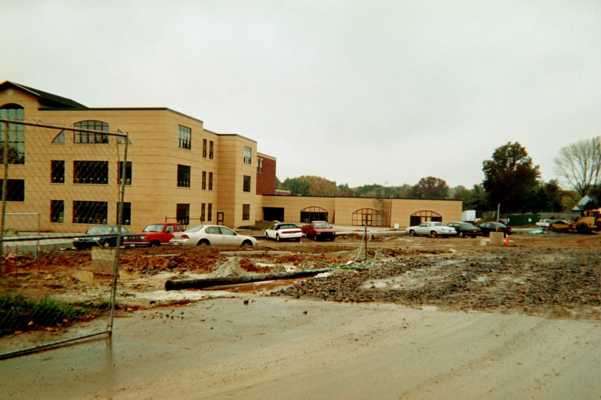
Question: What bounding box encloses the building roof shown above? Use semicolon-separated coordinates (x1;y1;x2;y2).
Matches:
0;81;87;109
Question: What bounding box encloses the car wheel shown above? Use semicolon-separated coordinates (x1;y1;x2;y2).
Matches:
409;230;416;236
241;240;253;248
102;241;110;248
150;240;161;247
197;239;210;246
430;231;438;238
459;232;465;238
276;234;280;242
295;237;301;242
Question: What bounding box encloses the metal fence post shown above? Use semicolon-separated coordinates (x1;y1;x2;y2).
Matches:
107;132;129;334
0;120;9;267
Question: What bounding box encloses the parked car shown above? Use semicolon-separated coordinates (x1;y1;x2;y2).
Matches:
478;221;512;237
265;222;303;242
122;223;185;247
73;225;131;250
169;225;257;247
301;220;336;241
447;222;481;238
535;219;553;228
407;221;456;238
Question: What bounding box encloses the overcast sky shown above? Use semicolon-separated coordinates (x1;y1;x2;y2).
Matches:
2;0;601;188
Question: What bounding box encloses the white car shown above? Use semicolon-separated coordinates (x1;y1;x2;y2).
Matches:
264;222;303;242
407;221;456;238
169;225;257;247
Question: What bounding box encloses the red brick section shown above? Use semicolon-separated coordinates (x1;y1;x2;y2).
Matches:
257;155;276;195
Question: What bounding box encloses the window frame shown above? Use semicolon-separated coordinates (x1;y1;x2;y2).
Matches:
178;125;192;150
176;203;190;225
242;204;250;221
0;179;25;202
208;172;213;191
118;161;133;185
117;201;131;225
243;175;251;192
50;200;64;223
72;200;108;224
73;160;109;184
209;140;214;159
73;120;109;144
202;171;207;190
202;138;207;158
243;146;253;165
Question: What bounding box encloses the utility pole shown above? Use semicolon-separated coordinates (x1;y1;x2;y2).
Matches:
496;203;501;222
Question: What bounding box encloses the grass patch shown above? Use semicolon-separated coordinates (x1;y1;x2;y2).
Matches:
0;293;100;336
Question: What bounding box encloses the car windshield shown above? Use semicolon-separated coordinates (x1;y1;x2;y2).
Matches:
461;223;477;228
313;221;330;228
144;224;164;232
87;226;113;235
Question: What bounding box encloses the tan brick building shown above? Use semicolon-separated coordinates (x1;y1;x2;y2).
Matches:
0;81;461;233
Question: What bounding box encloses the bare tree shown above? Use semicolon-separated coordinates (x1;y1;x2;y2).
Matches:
554;137;601;197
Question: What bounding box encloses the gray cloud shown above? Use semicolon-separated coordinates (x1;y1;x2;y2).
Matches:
2;0;601;187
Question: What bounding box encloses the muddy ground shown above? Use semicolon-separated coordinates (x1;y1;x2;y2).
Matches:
1;233;601;326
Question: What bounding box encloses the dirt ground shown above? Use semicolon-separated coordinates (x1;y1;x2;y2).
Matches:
2;233;601;320
2;233;601;398
1;297;600;400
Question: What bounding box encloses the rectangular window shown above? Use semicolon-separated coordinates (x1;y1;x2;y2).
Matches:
51;160;65;183
257;158;263;173
243;175;251;192
73;201;108;224
73;161;109;184
208;172;213;191
0;179;25;201
202;171;207;190
117;202;131;225
242;204;250;221
209;140;214;159
177;164;191;187
176;203;190;225
202;138;207;158
0;108;25;164
243;146;252;165
178;125;191;149
201;203;206;222
73;120;109;144
118;161;132;185
50;200;64;223
207;203;213;222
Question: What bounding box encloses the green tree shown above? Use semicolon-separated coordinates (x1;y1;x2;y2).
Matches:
281;176;337;196
409;176;450;199
483;142;540;212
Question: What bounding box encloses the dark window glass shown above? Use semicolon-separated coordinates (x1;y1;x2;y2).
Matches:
51;160;65;183
178;125;191;149
242;204;250;221
208;172;213;191
176;203;190;225
50;200;64;223
118;161;132;185
207;203;212;222
202;138;207;158
73;161;109;184
202;171;207;190
73;201;108;224
209;140;214;159
201;203;206;222
117;202;131;225
0;105;25;164
73;120;109;144
243;175;251;192
177;164;191;187
0;179;24;201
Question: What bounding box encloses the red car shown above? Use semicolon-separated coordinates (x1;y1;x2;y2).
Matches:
301;220;336;241
123;223;185;247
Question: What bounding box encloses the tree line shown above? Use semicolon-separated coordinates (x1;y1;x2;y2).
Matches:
279;137;601;214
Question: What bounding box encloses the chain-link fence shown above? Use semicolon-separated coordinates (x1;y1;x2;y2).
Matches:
0;118;129;359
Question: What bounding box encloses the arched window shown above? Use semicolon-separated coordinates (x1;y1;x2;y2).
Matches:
410;210;442;226
73;120;109;144
352;208;383;226
300;206;329;223
0;103;25;164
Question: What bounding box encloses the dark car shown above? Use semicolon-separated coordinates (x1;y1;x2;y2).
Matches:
447;222;481;238
73;225;131;250
478;222;512;237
